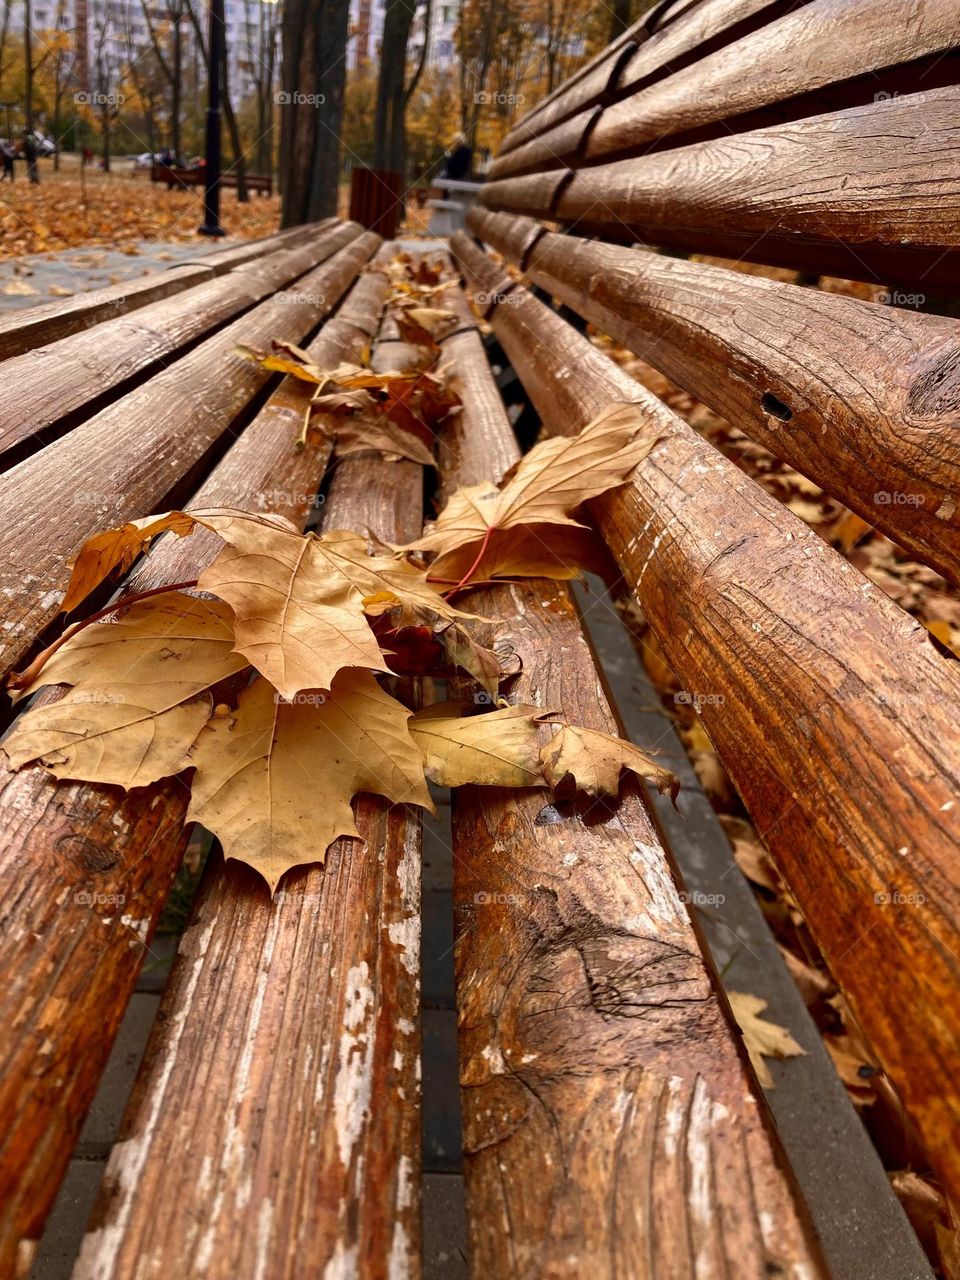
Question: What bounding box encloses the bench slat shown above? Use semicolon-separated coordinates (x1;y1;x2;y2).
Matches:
468;207;960;583
481;87;960;289
490;0;960;179
73;256;426;1279
499;0;793;155
451;229;960;1207
0;220;361;469
0;229;378;682
434;284;826;1278
0;222;336;363
0;258;386;1279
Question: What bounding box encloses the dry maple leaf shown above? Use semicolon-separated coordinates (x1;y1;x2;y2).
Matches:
410;702;547;787
407;401;665;583
3;596;247;788
728;991;806;1088
187;670;433;892
314;415;437;467
539;724;679;805
62;510;199;613
194;515;388;699
60;511;481;700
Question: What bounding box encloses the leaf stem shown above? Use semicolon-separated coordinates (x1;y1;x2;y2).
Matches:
6;580;200;692
447;525;496;595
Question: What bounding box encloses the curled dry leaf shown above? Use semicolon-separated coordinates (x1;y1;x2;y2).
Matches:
539;723;680;806
3;596;247;788
410;702;548;787
187;670;434;893
315;415;437;467
728;991;806;1089
407;401;665;583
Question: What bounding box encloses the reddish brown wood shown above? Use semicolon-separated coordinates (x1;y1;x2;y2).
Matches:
0;221;362;467
452;231;960;1206
0;231;381;683
0;261;388;1280
481;87;960;289
196;218;339;274
433;279;825;1279
490;0;960;178
468;208;960;582
73;262;427;1279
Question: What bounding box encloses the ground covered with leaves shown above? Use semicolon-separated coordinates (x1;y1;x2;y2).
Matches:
0;169;281;256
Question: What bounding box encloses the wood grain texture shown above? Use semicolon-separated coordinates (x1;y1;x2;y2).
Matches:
0;264;214;363
0;260;386;1280
0;222;339;365
498;0;797;155
0;220;362;467
481;87;960;288
195;218;339;274
0;230;380;684
452;233;960;1206
468;208;960;581
490;0;960;178
72;252;427;1280
436;274;825;1280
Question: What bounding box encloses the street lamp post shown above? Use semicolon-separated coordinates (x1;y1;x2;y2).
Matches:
198;0;226;236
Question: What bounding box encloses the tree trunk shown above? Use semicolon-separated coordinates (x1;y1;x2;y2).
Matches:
24;0;33;132
372;0;416;176
221;43;248;201
171;13;181;158
100;104;110;171
280;0;350;226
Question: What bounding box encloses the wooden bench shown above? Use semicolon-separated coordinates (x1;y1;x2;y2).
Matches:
150;163;275;197
0;3;958;1276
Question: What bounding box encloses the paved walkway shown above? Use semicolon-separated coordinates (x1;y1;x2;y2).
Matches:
0;239;245;311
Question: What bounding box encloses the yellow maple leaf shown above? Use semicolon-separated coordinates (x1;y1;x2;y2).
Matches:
406;401;664;583
410;702;547;787
187;670;434;892
3;596;247;788
728;991;806;1089
539;724;679;804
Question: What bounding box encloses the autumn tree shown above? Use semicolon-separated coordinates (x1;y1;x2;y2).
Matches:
279;0;350;225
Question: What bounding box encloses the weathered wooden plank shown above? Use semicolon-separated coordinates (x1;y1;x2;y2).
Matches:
436;280;826;1279
0;221;338;363
0;260;388;1280
195;218;339;274
72;259;426;1279
0;220;362;468
490;0;960;178
481;87;960;288
0;231;380;683
499;0;795;156
451;229;960;1206
468;208;960;582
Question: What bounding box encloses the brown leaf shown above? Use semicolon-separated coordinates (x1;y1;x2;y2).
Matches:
407;401;664;582
2;596;247;788
316;415;436;466
410;702;547;787
728;991;806;1089
187;669;433;893
539;723;679;804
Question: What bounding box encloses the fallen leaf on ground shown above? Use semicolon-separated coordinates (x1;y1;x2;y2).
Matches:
728;991;806;1088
